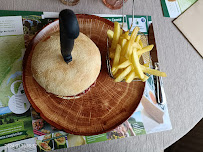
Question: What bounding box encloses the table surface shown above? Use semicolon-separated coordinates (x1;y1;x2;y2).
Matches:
1;0;202;151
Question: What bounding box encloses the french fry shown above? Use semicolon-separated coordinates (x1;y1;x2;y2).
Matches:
132;48;144;79
131;47;137;59
111;22;121;50
119;38;127;48
126;42;133;57
143;62;150;67
138;54;141;60
124;31;129;36
130;27;140;42
142;74;149;82
134;75;139;79
107;30;114;40
119;38;123;47
113;69;123;78
112;67;117;73
119;56;127;63
122;40;129;56
115;65;132;82
112;44;121;70
111;67;119;76
135;35;141;43
109;47;115;54
107;23;166;83
137;45;154;56
125;27;140;58
120;28;123;36
117;60;131;69
139;39;143;48
132;42;142;49
119;38;127;55
141;65;167;77
120;38;127;49
121;31;130;40
126;71;136;83
109;51;115;59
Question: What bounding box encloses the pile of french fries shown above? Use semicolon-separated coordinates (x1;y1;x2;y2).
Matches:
107;22;166;83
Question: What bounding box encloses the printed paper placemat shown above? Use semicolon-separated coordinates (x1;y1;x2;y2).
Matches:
0;11;172;151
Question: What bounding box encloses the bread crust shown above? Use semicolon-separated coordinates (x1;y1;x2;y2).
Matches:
31;32;101;96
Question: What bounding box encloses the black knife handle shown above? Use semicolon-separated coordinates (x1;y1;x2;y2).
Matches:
59;9;79;63
60;39;74;62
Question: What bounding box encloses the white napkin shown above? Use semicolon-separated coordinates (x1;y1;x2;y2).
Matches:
173;0;203;57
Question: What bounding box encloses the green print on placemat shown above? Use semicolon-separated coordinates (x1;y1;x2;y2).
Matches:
126;15;148;35
0;121;24;136
128;117;146;135
0;35;24;107
42;134;53;149
22;15;42;22
37;140;52;152
161;0;170;17
104;16;126;23
0;110;34;144
0;10;43;17
85;134;107;144
128;112;146;135
148;16;152;22
0;131;28;140
177;0;197;12
53;132;67;149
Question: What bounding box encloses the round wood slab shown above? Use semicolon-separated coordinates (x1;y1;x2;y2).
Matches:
23;14;145;136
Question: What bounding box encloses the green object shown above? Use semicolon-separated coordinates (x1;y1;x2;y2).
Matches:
131;122;146;135
24;103;27;109
43;134;53;149
0;35;24;85
161;0;170;17
0;121;24;136
126;15;149;35
0;131;27;141
148;16;152;22
0;10;43;17
36;140;52;152
85;134;107;144
103;16;126;23
161;0;197;18
53;132;67;149
14;81;22;94
177;0;197;12
0;35;24;107
0;112;34;144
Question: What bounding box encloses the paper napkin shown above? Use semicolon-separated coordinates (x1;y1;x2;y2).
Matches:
173;0;203;57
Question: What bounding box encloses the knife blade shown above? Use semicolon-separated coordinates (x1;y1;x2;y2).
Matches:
148;24;165;105
148;24;158;66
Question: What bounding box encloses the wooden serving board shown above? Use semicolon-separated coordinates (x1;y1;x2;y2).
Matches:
23;14;145;135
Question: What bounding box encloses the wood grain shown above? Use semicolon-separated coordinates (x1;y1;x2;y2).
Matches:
23;14;145;135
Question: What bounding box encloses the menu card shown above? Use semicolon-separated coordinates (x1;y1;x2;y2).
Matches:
0;11;172;152
0;16;34;147
161;0;197;18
